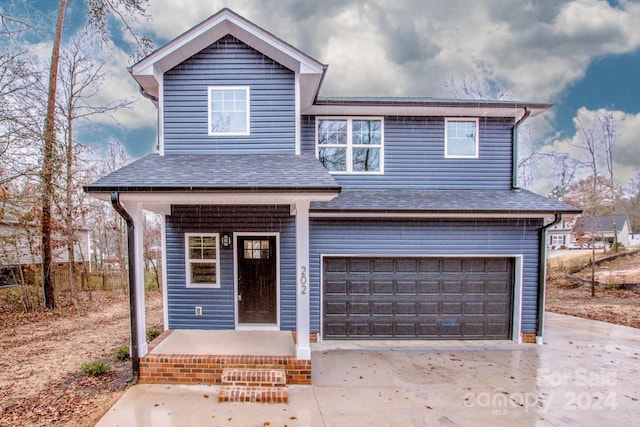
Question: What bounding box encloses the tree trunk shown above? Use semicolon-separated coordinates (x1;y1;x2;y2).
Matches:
42;0;67;309
66;108;76;304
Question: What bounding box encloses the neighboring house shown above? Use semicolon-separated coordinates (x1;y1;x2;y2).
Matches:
547;216;577;249
572;214;631;248
84;9;579;360
0;220;91;275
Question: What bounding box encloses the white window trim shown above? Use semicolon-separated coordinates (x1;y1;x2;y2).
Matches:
444;117;479;159
185;232;220;288
208;86;250;136
315;116;384;175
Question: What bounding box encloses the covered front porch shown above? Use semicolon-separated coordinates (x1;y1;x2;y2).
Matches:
83;153;340;393
139;330;311;386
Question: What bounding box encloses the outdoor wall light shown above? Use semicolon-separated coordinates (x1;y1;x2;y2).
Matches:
221;232;232;248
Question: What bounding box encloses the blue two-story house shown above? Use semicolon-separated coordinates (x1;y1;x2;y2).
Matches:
85;8;579;362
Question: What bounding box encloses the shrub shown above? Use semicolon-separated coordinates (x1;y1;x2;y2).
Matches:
81;359;111;377
146;327;161;342
115;345;130;360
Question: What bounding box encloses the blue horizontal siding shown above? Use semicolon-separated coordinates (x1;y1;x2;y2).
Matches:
308;218;542;334
301;115;515;190
163;35;295;154
165;205;296;330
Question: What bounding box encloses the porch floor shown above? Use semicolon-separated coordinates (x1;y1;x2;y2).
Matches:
149;330;296;356
139;330;311;385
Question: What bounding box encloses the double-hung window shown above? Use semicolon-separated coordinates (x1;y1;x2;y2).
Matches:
185;233;219;288
208;86;250;135
445;118;479;158
316;118;383;174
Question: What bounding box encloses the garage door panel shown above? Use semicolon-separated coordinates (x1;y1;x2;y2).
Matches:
325;302;347;315
418;281;440;294
441;302;463;315
349;259;371;273
350;280;371;294
396;259;419;272
396;281;417;294
396;302;417;315
323;257;513;340
418;302;439;315
372;259;394;272
442;259;464;272
419;258;441;272
325;258;347;273
325;280;347;295
372;281;394;294
441;281;463;294
372;302;394;315
464;302;485;314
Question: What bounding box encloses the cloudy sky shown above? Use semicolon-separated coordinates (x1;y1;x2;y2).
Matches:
18;0;640;192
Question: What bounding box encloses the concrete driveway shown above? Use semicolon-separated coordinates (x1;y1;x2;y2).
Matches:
97;313;640;426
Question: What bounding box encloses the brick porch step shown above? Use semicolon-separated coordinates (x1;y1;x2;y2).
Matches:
221;368;287;387
218;385;288;403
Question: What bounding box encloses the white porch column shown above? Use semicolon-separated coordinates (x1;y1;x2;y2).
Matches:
295;200;311;360
129;203;148;357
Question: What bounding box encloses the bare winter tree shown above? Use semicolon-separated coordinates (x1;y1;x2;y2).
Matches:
54;35;134;303
598;111;619;251
547;154;579;200
40;0;152;309
571;110;622;296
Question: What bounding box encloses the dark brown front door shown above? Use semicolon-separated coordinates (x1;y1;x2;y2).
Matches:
237;236;277;324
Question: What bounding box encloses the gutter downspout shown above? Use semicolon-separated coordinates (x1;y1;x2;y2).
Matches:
111;192;140;383
536;213;562;345
512;107;531;190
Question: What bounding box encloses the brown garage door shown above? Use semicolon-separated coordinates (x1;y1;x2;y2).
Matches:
323;257;513;340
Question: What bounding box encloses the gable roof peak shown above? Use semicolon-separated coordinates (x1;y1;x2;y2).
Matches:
130;8;325;105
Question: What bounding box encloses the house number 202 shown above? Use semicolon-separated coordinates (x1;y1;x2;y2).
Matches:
300;266;307;295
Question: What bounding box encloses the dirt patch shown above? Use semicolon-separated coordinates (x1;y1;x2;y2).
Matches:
0;291;163;427
546;251;640;329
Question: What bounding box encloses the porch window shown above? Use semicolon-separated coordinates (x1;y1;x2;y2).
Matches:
185;233;220;288
208;86;250;135
445;118;479;158
316;117;383;174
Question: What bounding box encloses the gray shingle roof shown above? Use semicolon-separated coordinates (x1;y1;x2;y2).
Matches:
311;189;581;214
573;214;628;233
84;153;340;193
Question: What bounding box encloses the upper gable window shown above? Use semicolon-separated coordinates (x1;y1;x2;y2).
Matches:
208;86;250;136
316;118;383;174
445;118;479;158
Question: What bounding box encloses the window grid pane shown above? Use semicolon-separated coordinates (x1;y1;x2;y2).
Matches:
186;234;218;286
447;120;477;157
209;87;248;134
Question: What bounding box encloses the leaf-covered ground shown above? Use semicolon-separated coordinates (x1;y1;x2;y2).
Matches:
0;291;162;427
546;251;640;329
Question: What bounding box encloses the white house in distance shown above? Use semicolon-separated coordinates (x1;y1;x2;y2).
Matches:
0;220;91;275
546;215;577;249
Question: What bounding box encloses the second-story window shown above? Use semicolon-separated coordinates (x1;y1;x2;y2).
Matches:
445;118;479;158
316;118;383;174
208;86;250;136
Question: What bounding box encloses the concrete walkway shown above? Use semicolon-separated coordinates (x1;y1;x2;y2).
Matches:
96;313;640;426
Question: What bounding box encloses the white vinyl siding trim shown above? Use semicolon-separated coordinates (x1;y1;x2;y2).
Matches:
208;86;250;136
315;117;384;175
445;118;479;159
185;233;220;288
